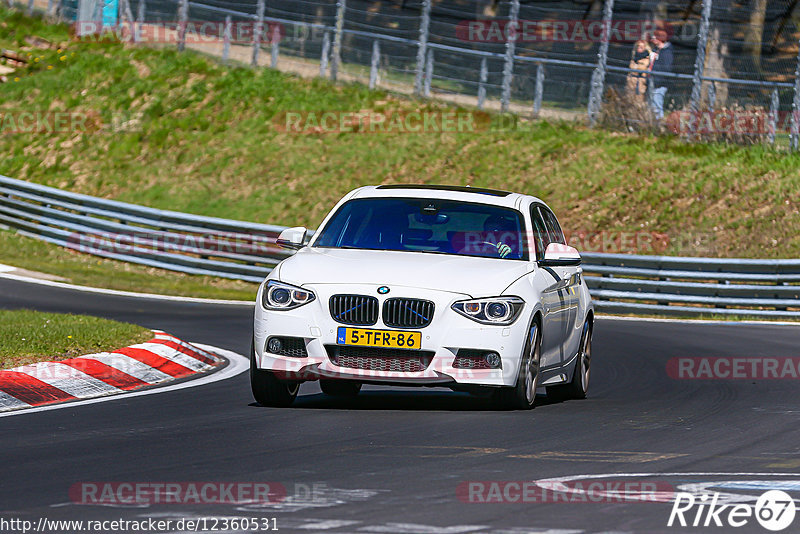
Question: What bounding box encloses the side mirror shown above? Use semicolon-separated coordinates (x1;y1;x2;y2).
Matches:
540;243;581;266
276;226;308;250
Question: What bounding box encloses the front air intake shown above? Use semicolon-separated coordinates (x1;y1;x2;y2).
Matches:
382;298;434;328
329;295;379;326
326;345;434;373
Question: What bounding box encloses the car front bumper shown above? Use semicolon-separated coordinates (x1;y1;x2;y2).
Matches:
253;283;528;387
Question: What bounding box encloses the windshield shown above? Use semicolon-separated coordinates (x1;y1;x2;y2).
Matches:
313;197;527;261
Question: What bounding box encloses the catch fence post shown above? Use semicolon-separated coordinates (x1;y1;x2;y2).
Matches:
688;0;712;138
177;0;188;52
251;0;265;66
330;0;345;80
587;0;614;125
477;57;488;109
369;39;380;89
413;0;431;95
320;31;331;77
500;0;520;112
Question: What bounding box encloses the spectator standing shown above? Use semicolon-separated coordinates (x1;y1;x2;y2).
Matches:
649;29;673;119
626;40;651;101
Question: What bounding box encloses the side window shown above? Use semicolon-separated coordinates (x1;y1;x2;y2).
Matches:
541;207;566;245
529;205;549;261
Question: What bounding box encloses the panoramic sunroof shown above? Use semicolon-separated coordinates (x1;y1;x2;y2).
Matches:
376;184;512;197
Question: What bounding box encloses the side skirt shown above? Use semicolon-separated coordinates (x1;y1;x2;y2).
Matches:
539;352;579;386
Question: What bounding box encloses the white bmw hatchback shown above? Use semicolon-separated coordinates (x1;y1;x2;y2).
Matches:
251;184;593;409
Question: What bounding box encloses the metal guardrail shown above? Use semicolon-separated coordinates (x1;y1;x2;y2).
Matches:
1;175;798;318
582;253;800;319
0;175;289;283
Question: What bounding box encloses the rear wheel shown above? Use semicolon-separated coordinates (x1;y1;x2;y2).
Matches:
320;380;362;397
547;321;591;401
250;340;299;407
495;321;541;410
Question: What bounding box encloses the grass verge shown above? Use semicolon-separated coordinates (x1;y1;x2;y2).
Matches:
0;309;152;368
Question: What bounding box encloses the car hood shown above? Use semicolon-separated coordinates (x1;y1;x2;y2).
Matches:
276;247;532;297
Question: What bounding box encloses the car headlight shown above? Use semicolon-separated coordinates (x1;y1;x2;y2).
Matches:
452;296;524;325
262;280;316;310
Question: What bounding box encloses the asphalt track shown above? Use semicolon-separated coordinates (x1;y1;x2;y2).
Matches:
1;276;799;534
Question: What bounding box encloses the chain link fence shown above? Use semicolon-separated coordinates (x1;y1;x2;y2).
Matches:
18;0;800;148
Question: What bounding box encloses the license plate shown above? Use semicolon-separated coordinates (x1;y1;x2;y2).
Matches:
337;327;422;350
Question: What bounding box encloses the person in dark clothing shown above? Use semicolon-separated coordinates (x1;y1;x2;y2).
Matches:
649;29;673;119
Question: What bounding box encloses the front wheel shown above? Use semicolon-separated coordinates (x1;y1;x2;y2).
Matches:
250;340;299;407
495;321;541;410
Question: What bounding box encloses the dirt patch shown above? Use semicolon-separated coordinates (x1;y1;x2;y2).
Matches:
130;58;151;78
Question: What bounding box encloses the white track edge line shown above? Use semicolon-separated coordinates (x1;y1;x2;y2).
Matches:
596;314;800;327
0;272;255;306
0;344;248;418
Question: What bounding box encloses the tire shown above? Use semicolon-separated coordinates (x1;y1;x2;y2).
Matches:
547;320;592;401
250;340;299;407
495;320;541;410
320;380;362;397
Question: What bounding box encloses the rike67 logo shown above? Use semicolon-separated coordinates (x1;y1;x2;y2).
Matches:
668;490;796;531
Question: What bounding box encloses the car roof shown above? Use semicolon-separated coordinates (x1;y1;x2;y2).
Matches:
376;184;512;197
350;184;543;210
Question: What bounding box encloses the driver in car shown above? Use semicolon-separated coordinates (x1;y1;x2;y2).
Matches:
482;215;516;259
